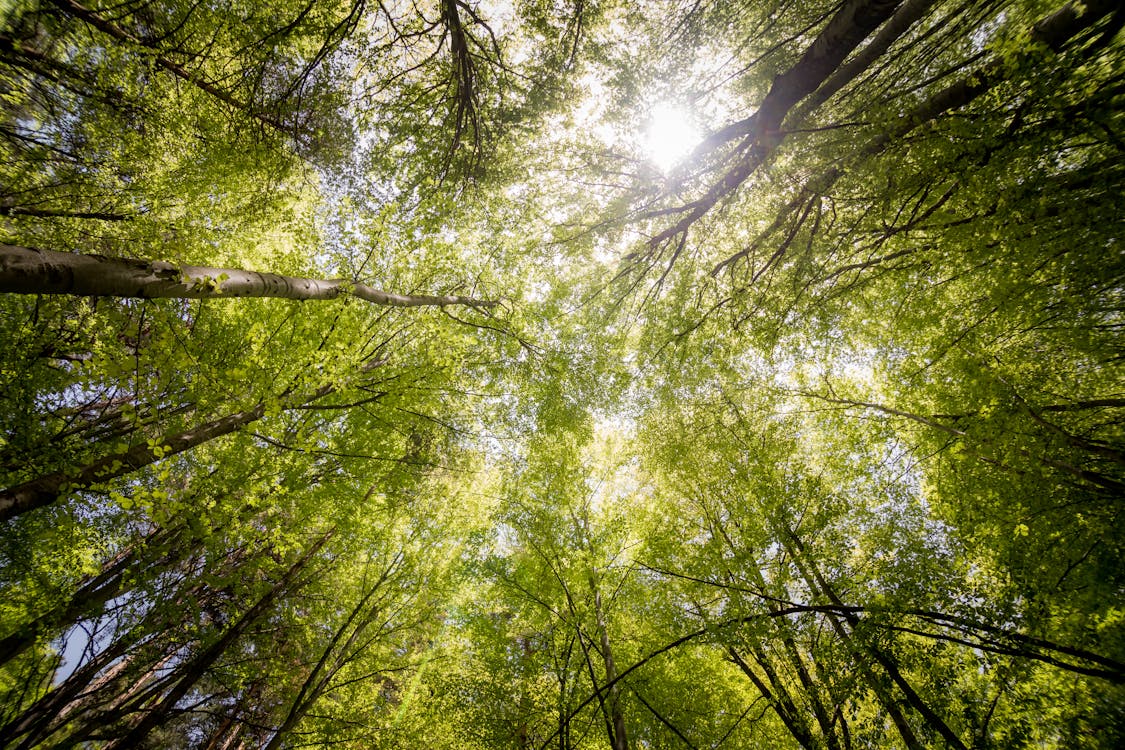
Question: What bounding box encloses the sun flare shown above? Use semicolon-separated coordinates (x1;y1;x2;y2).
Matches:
644;103;699;173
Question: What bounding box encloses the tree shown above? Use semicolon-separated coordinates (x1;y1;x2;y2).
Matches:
0;245;499;307
2;0;1122;747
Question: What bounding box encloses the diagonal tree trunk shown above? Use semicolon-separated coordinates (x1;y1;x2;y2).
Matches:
263;557;398;749
710;0;1119;276
727;646;818;749
0;245;498;309
0;401;273;522
0;358;390;521
2;574;218;748
790;0;938;121
643;0;905;250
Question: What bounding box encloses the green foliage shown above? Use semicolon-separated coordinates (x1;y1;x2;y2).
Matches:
0;0;1122;748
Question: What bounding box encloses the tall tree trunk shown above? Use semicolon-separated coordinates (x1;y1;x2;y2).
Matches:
201;713;243;750
727;647;817;749
791;0;938;120
3;563;240;749
0;245;497;309
588;574;628;750
201;680;266;750
0;401;271;521
715;517;841;749
645;0;905;249
710;0;1120;276
5;621;154;748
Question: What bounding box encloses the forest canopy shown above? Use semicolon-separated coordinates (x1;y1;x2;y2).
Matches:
0;0;1122;747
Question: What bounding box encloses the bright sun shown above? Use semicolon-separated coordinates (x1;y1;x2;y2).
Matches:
644;103;698;173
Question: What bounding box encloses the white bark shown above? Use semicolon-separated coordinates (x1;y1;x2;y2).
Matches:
0;245;496;309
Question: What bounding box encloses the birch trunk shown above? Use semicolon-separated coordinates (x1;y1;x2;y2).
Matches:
0;245;497;309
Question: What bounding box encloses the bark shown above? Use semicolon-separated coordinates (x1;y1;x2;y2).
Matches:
0;395;196;476
4;618;153;747
728;647;816;749
440;0;482;171
757;0;904;130
3;557;245;749
551;594;1124;750
791;0;938;121
575;623;618;747
644;560;1125;680
704;0;1119;275
716;518;841;749
782;531;968;750
263;559;395;749
778;550;925;748
566;514;630;750
202;713;244;750
0;550;133;667
0;400;270;521
59;651;182;747
691;0;904;155
593;584;629;750
0;245;498;309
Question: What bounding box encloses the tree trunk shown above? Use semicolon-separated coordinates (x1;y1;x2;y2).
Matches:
715;518;841;749
709;0;1120;276
0;401;269;521
0;355;394;521
3;566;237;749
647;0;905;248
4;622;149;748
589;576;629;750
263;559;395;749
0;245;497;309
728;647;817;749
791;0;937;120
